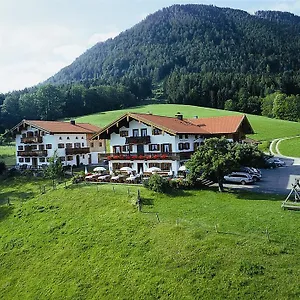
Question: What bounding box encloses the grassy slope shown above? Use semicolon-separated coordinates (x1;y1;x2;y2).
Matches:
1;177;300;299
75;104;300;142
0;145;15;166
278;137;300;158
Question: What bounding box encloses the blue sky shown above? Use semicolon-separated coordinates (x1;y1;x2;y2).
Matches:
1;0;300;93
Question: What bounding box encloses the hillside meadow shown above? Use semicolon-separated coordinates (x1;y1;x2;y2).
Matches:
278;137;300;158
75;104;300;143
1;177;300;299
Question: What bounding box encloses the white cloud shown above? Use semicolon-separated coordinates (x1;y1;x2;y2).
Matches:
53;44;86;61
88;31;119;46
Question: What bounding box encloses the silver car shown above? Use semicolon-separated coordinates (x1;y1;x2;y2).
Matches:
224;172;254;185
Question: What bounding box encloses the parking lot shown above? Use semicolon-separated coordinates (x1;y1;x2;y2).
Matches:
222;157;300;195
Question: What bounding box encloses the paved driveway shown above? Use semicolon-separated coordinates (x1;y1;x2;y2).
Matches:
222;157;300;195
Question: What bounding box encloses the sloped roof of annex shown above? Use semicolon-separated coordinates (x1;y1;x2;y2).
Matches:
10;119;102;135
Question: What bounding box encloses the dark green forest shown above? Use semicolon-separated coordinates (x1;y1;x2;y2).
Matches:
1;4;300;132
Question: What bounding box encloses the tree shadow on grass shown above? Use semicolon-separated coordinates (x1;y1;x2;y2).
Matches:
227;189;283;202
0;191;35;205
0;205;14;221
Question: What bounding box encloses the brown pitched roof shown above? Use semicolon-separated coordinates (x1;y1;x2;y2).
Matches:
188;115;253;134
129;113;210;134
11;120;101;134
93;112;254;139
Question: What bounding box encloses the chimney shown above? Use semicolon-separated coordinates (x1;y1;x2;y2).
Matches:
70;120;76;125
175;112;183;120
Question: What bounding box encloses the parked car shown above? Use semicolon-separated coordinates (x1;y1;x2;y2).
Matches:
267;158;286;167
224;172;254;185
240;167;262;182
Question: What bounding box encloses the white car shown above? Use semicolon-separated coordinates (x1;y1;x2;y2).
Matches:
224;172;254;185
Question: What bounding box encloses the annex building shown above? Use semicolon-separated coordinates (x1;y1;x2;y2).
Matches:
11;119;105;169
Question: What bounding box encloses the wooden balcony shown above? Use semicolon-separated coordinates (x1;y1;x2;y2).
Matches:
21;136;43;144
99;152;180;161
17;150;48;157
125;136;151;144
65;147;90;155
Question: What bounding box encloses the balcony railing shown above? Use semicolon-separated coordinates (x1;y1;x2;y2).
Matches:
98;152;179;161
21;136;43;144
17;150;48;157
65;147;90;155
125;136;151;144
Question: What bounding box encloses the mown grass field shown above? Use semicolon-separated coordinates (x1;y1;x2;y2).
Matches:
1;177;300;299
75;104;300;143
278;137;300;158
0;144;15;166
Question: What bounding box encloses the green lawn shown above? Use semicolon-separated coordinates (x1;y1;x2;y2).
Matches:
278;137;300;158
75;104;300;142
0;144;16;166
1;177;300;299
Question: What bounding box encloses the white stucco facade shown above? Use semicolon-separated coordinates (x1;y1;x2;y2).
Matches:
106;119;204;176
14;122;105;169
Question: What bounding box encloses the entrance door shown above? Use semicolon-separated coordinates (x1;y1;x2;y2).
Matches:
137;144;144;155
76;155;80;167
32;157;38;169
137;163;144;174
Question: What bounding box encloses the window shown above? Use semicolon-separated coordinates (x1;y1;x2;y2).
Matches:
39;145;45;151
81;137;84;139
82;155;85;159
185;134;189;139
34;131;38;136
67;137;70;140
74;143;81;148
90;142;94;148
178;143;190;150
22;133;26;138
113;146;121;154
76;137;78;139
162;144;172;153
152;128;162;135
120;130;129;137
18;146;24;151
133;129;139;137
39;158;46;163
59;137;62;140
60;157;65;162
81;143;84;147
67;156;73;161
99;142;102;147
19;158;24;163
141;128;147;137
31;145;37;150
27;131;33;137
122;145;132;152
58;143;64;149
41;131;45;136
179;135;183;139
149;144;160;151
46;144;52;149
161;163;171;171
25;158;30;163
66;143;72;148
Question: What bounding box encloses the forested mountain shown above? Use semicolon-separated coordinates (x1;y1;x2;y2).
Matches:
1;4;300;133
48;4;300;85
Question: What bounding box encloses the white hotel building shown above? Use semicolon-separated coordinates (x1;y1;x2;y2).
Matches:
92;112;254;176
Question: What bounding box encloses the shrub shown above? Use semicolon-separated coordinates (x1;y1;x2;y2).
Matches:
0;161;7;175
144;174;168;193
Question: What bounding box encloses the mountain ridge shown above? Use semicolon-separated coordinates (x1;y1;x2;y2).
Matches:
46;4;300;85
